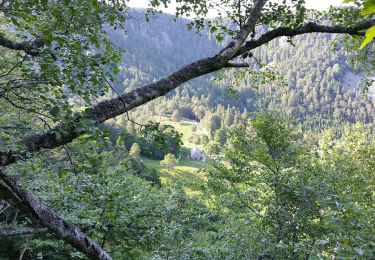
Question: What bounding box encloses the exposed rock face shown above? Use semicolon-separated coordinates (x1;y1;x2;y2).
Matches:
343;70;375;98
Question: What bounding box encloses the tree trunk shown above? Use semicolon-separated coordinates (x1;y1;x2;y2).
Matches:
0;168;112;260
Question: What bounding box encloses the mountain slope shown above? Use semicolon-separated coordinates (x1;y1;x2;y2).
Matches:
109;11;375;128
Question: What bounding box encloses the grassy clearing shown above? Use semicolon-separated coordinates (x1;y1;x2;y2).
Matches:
150;116;207;149
142;116;209;197
142;157;207;197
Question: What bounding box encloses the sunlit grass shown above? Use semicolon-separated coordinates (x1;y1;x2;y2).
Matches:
150;116;207;149
142;157;207;197
141;116;209;197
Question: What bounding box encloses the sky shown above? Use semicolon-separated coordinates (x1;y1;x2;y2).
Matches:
128;0;346;13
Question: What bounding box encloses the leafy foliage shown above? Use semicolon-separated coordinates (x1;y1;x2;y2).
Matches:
205;113;375;259
160;153;178;169
344;0;375;48
137;123;183;160
0;0;128;158
1;0;374;259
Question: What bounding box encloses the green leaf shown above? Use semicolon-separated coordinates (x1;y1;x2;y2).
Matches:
114;67;120;75
360;26;375;49
50;106;60;117
41;63;49;71
216;35;224;42
210;26;217;33
362;0;375;15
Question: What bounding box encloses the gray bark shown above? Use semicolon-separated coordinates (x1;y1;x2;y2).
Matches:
0;227;48;237
0;168;111;260
219;0;268;60
0;33;44;56
236;19;375;58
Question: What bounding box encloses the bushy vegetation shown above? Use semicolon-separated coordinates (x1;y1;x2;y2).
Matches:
205;114;375;258
2;113;374;259
1;0;374;259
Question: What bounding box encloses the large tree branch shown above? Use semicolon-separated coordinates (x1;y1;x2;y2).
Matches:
235;19;375;58
0;226;48;237
0;168;111;260
218;0;268;61
0;33;44;56
1;20;374;167
225;62;250;68
0;56;222;166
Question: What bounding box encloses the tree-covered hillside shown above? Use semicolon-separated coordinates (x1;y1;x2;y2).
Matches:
115;11;374;129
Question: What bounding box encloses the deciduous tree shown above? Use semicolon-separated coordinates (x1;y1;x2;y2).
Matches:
0;0;374;258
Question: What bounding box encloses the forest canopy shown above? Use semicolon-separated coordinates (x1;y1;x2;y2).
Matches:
0;0;374;259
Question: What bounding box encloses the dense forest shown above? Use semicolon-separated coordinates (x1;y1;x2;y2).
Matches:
110;11;375;131
0;0;374;259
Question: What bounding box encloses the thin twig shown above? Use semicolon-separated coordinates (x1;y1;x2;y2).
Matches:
225;62;250;68
1;94;51;119
102;76;145;127
229;181;262;217
0;54;27;78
